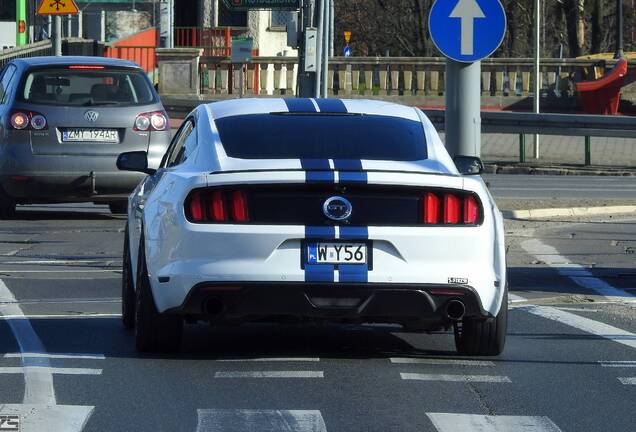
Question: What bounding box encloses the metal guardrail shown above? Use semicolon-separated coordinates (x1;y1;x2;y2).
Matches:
0;40;53;68
422;109;636;165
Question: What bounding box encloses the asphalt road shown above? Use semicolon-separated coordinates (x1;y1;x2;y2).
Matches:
0;205;635;432
483;174;636;200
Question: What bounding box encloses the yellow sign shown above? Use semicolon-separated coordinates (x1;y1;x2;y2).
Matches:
37;0;79;15
344;31;351;44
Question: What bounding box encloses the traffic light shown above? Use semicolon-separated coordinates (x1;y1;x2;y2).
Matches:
16;0;27;46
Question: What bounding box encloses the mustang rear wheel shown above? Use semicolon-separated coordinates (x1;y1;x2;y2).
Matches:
121;226;135;331
454;288;507;356
134;235;182;353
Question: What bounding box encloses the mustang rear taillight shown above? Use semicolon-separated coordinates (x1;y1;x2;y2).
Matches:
134;111;168;131
10;110;47;130
421;191;481;225
186;189;249;223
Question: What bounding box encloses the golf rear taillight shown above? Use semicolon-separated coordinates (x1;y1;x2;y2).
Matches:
421;191;481;225
134;111;168;131
186;188;249;223
10;110;47;130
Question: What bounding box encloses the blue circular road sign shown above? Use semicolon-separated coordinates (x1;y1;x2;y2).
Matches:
429;0;506;63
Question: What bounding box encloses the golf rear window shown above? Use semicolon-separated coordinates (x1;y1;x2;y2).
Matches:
215;114;428;161
19;66;157;107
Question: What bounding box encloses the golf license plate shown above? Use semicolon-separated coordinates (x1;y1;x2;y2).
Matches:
62;129;119;143
307;242;367;264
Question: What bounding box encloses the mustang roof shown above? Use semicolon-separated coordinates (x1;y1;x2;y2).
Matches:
207;98;421;121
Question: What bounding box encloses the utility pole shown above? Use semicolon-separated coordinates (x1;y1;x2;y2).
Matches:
329;0;334;57
54;15;62;56
314;0;324;98
322;0;329;97
533;0;541;158
615;0;624;58
297;0;317;97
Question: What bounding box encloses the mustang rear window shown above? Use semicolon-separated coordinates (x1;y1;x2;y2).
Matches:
215;114;428;161
19;67;156;107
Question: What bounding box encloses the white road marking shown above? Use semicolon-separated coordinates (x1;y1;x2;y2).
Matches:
555;307;599;313
196;409;327;432
216;358;320;362
4;353;105;360
0;313;121;320
0;279;95;431
0;270;120;273
1;297;120;305
618;377;636;385
0;405;94;432
521;239;635;302
214;371;324;379
0;367;102;375
390;358;495;367
523;305;636;350
0;259;119;265
426;413;562;432
508;293;527;303
400;373;511;383
599;361;636;368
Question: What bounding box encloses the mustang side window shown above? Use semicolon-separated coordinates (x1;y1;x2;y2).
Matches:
166;120;194;168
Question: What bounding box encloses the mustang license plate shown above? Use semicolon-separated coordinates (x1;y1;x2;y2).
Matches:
307;242;367;264
62;129;119;143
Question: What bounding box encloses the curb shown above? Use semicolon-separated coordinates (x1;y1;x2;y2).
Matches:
484;164;636;177
502;205;636;220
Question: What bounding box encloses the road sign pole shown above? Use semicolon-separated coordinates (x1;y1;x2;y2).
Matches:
298;0;317;97
533;0;540;158
322;0;329;98
314;0;324;98
445;59;481;158
54;15;62;56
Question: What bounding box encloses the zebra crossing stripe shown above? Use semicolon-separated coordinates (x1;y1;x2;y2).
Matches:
390;358;495;367
599;361;636;368
4;353;105;360
214;371;324;379
400;373;511;383
0;367;102;375
426;413;563;432
618;377;636;385
196;409;327;432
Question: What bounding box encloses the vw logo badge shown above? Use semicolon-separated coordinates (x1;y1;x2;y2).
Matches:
323;196;352;221
84;110;99;122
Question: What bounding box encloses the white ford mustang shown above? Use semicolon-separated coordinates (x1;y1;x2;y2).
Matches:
117;98;508;355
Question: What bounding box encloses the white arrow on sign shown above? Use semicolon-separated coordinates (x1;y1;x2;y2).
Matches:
449;0;485;56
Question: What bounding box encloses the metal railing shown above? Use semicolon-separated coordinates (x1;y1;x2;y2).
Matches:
423;109;636;165
0;40;53;68
174;27;232;57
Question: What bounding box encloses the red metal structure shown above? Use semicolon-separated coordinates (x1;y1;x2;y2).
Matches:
576;58;629;115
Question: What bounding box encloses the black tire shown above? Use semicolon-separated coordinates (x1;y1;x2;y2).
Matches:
121;225;135;331
0;188;16;219
454;288;508;356
134;235;182;353
109;202;128;215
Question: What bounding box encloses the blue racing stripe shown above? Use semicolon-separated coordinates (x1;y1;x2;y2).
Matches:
305;226;336;282
314;98;348;113
339;227;369;240
284;98;317;113
306;171;335;183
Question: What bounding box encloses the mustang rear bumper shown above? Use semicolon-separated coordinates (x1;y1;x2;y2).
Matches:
166;282;491;328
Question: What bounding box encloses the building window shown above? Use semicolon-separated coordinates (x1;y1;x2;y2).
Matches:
270;10;294;30
218;2;248;27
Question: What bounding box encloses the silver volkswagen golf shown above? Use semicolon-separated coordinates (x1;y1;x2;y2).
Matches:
0;56;170;217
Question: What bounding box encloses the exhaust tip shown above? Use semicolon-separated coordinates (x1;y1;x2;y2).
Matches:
203;297;225;315
445;299;466;321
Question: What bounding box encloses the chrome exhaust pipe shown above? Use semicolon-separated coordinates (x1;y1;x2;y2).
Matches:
445;300;466;321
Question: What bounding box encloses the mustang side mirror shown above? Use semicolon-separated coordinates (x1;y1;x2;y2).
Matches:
116;151;156;175
453;155;484;175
